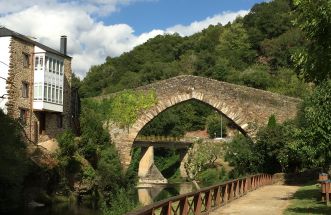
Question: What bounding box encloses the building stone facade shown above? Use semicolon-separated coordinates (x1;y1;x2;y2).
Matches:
0;27;72;144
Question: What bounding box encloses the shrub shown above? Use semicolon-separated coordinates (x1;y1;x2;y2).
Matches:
198;169;220;186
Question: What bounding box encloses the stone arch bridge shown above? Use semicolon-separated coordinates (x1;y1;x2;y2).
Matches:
103;75;300;180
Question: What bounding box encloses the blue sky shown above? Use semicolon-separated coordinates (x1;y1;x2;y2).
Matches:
0;0;266;77
106;0;265;34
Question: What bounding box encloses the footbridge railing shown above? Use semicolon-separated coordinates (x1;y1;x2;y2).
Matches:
126;173;273;215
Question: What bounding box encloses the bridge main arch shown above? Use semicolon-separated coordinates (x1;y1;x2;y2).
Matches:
107;75;301;169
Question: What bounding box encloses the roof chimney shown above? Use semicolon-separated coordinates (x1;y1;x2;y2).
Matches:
60;35;67;55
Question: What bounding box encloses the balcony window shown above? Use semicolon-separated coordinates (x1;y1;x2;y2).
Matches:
33;83;43;100
55;87;59;103
53;60;56;74
56;60;59;74
45;57;48;71
60;62;64;75
39;57;43;70
49;58;52;73
43;83;47;100
34;56;38;70
59;87;63;104
52;85;55;103
47;84;51;102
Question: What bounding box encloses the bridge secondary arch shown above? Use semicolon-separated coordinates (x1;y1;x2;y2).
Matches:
107;75;300;169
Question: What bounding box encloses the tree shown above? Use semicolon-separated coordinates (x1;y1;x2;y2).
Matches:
267;68;310;98
0;111;30;212
224;134;262;177
79;99;110;167
184;140;224;180
226;64;275;90
217;22;256;70
292;0;331;83
243;0;293;49
206;113;227;138
260;28;306;69
298;81;331;170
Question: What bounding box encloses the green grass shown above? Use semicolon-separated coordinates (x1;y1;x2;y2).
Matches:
284;184;331;214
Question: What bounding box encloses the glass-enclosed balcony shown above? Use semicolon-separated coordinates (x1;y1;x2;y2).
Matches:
33;53;64;112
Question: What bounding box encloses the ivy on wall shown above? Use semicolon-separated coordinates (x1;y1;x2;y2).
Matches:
108;90;158;130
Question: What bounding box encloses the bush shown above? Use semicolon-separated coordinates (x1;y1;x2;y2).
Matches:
97;146;123;192
57;131;77;157
198;169;220;186
224;134;262;177
102;188;138;215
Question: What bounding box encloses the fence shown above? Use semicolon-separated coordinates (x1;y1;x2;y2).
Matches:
126;174;273;215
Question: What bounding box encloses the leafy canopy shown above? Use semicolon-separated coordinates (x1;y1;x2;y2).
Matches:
293;0;331;83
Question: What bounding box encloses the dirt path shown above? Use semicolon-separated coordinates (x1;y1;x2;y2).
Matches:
210;184;300;215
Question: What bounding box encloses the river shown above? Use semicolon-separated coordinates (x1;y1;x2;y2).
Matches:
7;182;194;215
137;182;195;206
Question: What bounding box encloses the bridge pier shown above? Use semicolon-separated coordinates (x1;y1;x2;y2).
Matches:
179;149;189;178
138;146;167;184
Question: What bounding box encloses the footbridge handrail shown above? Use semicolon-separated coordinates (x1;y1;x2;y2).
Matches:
126;173;273;215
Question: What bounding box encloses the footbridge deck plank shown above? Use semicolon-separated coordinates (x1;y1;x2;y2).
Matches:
210;184;299;215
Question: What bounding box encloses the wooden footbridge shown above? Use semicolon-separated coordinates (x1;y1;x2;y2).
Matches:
126;174;273;215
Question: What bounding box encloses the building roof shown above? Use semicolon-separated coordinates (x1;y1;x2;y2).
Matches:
0;27;71;59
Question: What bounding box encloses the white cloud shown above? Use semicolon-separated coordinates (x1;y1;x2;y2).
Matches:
0;1;248;78
166;10;249;36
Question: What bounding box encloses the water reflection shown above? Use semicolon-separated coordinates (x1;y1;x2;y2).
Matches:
137;182;194;206
6;202;101;215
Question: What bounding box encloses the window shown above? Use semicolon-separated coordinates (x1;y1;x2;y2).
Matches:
44;83;47;100
49;58;52;73
53;60;56;74
23;53;30;68
56;114;63;128
19;109;27;125
34;56;39;70
47;84;51;102
60;62;64;75
55;86;59;103
33;83;43;100
45;57;48;71
56;60;59;74
52;85;55;103
22;82;29;98
59;87;63;104
39;57;43;67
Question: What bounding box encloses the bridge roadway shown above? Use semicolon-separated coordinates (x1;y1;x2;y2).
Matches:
133;140;192;149
210;184;299;215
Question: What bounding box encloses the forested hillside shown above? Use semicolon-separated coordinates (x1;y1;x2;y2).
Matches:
79;0;310;98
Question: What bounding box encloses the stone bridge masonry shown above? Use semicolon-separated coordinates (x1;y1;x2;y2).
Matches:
105;75;301;181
